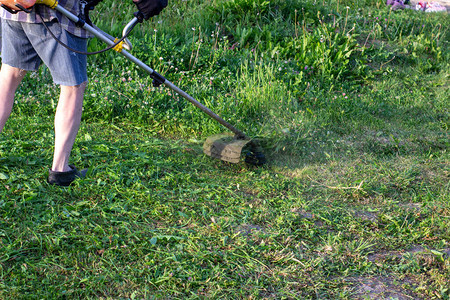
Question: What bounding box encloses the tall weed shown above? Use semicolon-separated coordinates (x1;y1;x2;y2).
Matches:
281;20;367;81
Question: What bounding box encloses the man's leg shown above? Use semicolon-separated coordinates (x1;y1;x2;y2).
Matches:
0;64;27;132
51;82;87;172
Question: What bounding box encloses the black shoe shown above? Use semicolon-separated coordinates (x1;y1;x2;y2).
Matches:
48;165;87;186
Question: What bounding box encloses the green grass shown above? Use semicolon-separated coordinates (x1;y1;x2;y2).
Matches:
0;0;449;298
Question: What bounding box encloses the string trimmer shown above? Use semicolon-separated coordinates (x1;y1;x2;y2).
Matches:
0;0;266;165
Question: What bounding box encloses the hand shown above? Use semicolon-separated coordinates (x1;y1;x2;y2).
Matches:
133;0;168;20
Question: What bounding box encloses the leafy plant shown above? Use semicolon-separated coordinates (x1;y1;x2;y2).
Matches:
281;20;367;81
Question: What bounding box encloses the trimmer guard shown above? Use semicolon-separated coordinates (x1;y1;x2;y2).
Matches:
203;133;251;164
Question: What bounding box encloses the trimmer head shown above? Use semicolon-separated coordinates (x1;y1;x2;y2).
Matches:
203;133;266;165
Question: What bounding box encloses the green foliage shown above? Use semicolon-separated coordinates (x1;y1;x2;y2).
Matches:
210;0;330;50
399;32;443;70
281;21;367;81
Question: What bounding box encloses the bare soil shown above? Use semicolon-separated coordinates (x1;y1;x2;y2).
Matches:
349;276;422;299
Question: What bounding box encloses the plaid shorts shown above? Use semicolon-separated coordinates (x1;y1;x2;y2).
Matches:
1;18;88;86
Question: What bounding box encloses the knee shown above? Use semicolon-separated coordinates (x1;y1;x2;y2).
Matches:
0;64;26;88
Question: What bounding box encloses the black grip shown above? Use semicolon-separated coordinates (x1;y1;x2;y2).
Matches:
150;71;165;87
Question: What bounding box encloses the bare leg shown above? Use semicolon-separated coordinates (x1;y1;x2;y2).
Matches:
0;64;27;132
51;82;87;172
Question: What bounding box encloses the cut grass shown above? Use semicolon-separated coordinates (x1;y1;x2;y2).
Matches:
1;114;448;298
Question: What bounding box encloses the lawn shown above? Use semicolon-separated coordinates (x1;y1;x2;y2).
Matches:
0;0;449;298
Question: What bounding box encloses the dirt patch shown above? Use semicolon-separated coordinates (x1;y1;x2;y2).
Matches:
398;202;422;212
291;208;324;226
348;276;422;299
235;224;265;237
353;210;379;222
291;208;314;219
368;245;426;262
444;248;450;257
